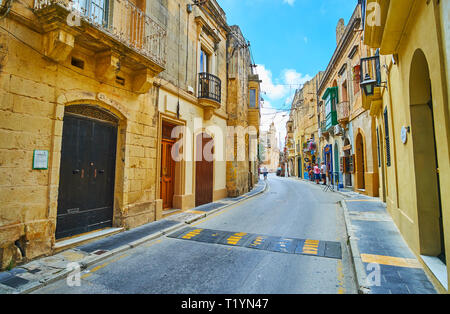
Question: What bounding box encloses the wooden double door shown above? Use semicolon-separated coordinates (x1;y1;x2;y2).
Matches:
56;114;117;239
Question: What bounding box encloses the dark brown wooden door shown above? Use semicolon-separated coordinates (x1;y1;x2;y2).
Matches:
56;114;117;239
195;133;213;207
161;139;175;209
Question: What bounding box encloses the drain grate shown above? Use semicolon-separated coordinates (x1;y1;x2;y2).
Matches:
0;275;29;289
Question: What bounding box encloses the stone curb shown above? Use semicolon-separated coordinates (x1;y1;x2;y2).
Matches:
4;180;269;294
339;199;371;294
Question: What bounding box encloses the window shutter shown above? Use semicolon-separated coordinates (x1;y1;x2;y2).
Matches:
384;108;391;167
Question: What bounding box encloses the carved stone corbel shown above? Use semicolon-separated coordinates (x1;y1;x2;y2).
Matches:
132;68;156;94
43;29;74;63
95;50;120;82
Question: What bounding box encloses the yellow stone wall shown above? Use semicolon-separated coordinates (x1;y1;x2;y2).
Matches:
364;0;449;292
0;13;161;268
0;0;235;269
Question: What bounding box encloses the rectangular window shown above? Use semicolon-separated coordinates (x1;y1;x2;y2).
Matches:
249;89;257;108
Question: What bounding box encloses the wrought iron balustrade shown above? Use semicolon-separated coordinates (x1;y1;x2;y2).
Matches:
198;72;221;104
34;0;167;67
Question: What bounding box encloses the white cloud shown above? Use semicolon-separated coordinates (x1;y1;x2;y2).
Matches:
256;65;287;100
282;69;312;86
256;65;311;149
257;65;311;102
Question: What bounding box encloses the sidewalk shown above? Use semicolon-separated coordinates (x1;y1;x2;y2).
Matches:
340;195;437;294
287;175;437;294
0;180;268;294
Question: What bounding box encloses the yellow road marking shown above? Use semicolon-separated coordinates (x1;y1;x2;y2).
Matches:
337;260;345;294
81;254;129;279
361;254;422;268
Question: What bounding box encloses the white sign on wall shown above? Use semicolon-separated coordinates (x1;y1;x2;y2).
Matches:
33;150;49;170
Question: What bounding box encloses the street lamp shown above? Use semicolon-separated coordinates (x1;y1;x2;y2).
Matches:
360;73;377;96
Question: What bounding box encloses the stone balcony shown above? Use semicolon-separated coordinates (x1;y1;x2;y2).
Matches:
33;0;166;93
198;72;222;120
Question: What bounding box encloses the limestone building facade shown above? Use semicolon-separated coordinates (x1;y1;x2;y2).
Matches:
0;0;260;269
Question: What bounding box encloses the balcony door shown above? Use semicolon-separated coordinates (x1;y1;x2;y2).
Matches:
75;0;108;26
200;48;210;73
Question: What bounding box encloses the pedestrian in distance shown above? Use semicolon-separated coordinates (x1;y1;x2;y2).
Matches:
314;164;321;184
263;166;268;180
320;162;327;185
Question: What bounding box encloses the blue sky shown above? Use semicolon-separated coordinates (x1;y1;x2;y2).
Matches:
217;0;358;145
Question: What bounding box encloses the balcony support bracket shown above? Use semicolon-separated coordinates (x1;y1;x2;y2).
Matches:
43;29;74;63
133;69;155;94
95;51;120;82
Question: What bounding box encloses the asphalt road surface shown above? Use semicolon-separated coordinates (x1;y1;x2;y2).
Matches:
33;174;358;294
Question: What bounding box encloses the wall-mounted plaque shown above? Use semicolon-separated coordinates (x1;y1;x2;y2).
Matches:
33;150;49;170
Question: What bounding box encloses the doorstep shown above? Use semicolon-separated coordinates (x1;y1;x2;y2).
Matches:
421;255;448;291
162;208;183;218
53;228;124;252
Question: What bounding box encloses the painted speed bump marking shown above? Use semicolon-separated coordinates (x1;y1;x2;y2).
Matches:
181;229;203;239
167;227;342;259
302;239;320;255
226;232;248;245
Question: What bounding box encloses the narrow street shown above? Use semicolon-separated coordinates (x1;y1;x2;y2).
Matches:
32;175;357;294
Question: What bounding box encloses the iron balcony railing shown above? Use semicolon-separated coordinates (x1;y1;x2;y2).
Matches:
337;101;350;122
34;0;167;68
198;72;221;104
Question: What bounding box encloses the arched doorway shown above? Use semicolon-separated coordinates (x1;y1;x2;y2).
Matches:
56;105;118;239
355;132;365;191
195;133;214;207
409;49;445;263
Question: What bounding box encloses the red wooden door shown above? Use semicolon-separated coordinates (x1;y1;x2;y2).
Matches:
161;139;175;209
195;133;213;207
